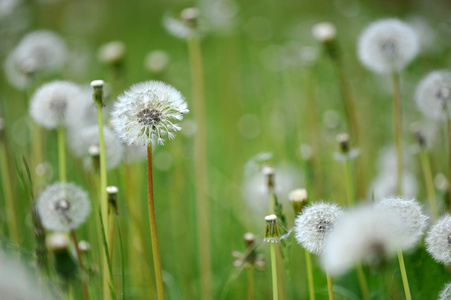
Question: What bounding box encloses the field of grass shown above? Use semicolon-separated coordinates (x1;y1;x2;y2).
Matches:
1;0;451;299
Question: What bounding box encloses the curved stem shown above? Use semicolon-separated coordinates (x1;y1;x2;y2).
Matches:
147;145;165;299
447;115;451;210
397;249;412;300
304;249;315;300
70;230;89;300
270;243;279;300
392;72;403;195
326;271;334;300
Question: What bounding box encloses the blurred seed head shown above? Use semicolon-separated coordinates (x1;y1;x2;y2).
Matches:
312;22;336;43
358;19;419;74
46;232;69;251
425;214;451;265
289;188;308;214
375;196;428;249
145;50;170;73
30;80;84;129
98;41;126;65
4;30;67;90
438;282;451;300
415;70;451;121
370;170;418;200
435;173;449;191
294;202;343;255
410;122;427;148
78;240;91;253
111;81;189;146
163;8;201;39
321;204;411;275
37;182;91;231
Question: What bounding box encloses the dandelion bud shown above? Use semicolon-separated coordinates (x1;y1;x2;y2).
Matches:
180;7;200;29
78;241;91;253
98;41;126;66
264;214;280;243
46;232;69;252
88;144;100;172
336;133;350;154
106;185;119;215
262;166;275;192
90;79;104;106
244;232;255;246
46;232;78;281
289;188;308;214
410;123;426;148
313;23;339;60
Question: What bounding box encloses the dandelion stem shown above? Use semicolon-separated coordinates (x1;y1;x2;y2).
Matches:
57;125;67;183
343;159;355;206
147;145;165;300
95;102;113;300
0;132;19;243
304;249;315;300
270;243;279;300
356;262;370;300
70;230;89;300
187;33;212;300
419;149;438;220
397;249;412;300
447;114;451;210
392;72;403;195
247;267;254;300
326;271;334;300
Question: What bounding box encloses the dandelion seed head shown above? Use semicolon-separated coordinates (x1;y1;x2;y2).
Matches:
312;22;336;42
415;71;451;120
111;80;188;146
376;196;428;248
70;125;124;170
78;241;91;253
321;205;411;275
145;50;170;73
294;202;343;255
425;214;451;265
358;19;418;74
98;41;125;65
46;232;69;251
30;81;83;129
37;182;91;231
163;10;198;39
5;30;67;89
289;188;308;203
438;283;451;300
370;170;418;199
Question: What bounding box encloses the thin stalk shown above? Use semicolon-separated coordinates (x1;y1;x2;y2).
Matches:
247;267;254;300
447;115;451;210
419;150;438;220
0;135;19;242
304;249;315;300
96;103;112;300
70;230;89;300
57;126;67;183
356;262;370;300
326;271;334;300
397;249;412;300
392;72;403;195
343;159;355;206
270;243;279;300
147;145;165;300
108;213;114;261
187;33;212;300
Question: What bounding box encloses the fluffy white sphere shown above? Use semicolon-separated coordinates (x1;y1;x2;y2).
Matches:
415;71;451;121
425;214;451;265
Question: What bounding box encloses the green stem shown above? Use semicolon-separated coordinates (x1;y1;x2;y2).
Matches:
96;102;112;300
270;243;279;300
356;262;370;300
147;145;165;300
343;159;355;206
419;150;438;220
392;72;403;195
247;267;254;300
397;249;412;300
70;230;89;300
326;271;334;300
304;249;315;300
57;126;67;183
447;115;451;210
187;33;212;300
0;135;19;242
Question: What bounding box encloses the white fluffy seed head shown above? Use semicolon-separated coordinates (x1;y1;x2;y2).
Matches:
69;125;124;170
321;204;411;275
312;22;336;42
375;196;428;248
425;214;451;265
415;71;451;121
358;19;419;74
439;283;451;300
65;86;101;131
30;81;84;129
145;50;170;73
370;170;418;200
46;232;69;251
294;202;343;255
98;41;126;65
36;182;91;231
289;188;308;203
4;30;67;90
111;80;189;146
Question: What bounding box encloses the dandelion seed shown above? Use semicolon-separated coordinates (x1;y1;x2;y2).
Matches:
36;182;91;231
30;80;83;129
425;214;451;265
294;202;343;255
321;205;410;275
358;19;419;74
438;283;451;300
70;125;124;170
415;71;451;120
375;197;428;248
5;30;67;89
111;80;189;146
